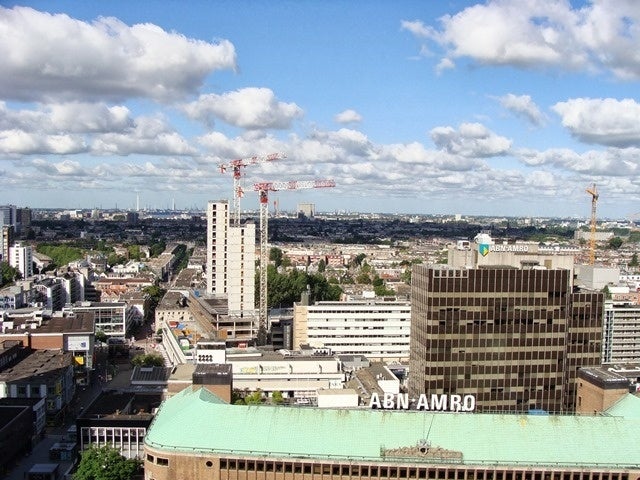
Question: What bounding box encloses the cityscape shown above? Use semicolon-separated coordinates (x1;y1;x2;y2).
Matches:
2;1;640;480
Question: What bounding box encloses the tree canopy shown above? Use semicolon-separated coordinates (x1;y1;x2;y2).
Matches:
0;261;20;287
261;266;342;308
73;445;140;480
131;353;165;367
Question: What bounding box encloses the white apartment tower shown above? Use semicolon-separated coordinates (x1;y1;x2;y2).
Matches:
206;201;256;315
9;242;33;279
603;300;640;364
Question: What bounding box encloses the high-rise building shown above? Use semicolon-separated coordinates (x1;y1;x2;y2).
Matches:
297;202;315;218
408;265;602;413
9;242;33;279
602;300;640;364
0;225;14;262
205;200;256;315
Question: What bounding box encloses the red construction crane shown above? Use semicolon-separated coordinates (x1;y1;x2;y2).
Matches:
253;179;336;343
218;152;286;225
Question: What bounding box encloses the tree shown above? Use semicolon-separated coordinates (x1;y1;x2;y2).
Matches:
271;390;284;404
73;445;140;480
95;330;108;344
269;247;284;268
317;259;326;273
131;353;165;367
629;253;639;268
0;261;20;287
608;236;623;250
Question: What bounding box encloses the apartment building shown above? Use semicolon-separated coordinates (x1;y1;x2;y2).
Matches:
603;300;640;364
205;201;256;316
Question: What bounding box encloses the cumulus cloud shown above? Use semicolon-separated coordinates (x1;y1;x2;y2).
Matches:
497;94;546;126
91;116;197;156
552;98;640;147
0;129;87;155
403;0;640;80
334;109;363;124
0;6;237;102
182;88;303;129
430;122;512;157
516;146;640;176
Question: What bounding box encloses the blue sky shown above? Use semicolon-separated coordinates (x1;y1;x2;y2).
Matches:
1;1;640;219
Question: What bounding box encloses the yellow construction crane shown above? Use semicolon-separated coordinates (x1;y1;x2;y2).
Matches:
585;183;598;265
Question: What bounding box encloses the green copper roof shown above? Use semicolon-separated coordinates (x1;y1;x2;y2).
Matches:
603;393;640;418
145;388;640;468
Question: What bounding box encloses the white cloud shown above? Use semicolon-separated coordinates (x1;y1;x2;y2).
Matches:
430;122;512;157
334;109;362;124
0;6;237;102
552;98;640;147
497;94;546;126
183;88;303;129
404;0;640;80
516;146;640;176
91;116;197;156
0;129;87;155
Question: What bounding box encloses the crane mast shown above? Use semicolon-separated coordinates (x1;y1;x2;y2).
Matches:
218;152;286;225
254;179;336;344
585;183;598;265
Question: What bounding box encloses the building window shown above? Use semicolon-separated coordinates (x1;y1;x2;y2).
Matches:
156;458;169;466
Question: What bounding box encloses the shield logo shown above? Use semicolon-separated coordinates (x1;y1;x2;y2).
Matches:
478;244;490;257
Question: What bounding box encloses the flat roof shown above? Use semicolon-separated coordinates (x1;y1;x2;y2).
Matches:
145;389;640;468
0;350;72;383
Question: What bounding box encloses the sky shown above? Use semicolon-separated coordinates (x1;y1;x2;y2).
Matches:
1;0;640;219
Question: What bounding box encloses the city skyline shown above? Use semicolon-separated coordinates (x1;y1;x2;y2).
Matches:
1;1;640;218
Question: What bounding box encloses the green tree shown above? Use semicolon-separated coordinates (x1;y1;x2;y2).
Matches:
95;330;108;344
0;261;20;286
127;244;142;260
271;390;284;404
609;236;623;249
244;390;263;404
73;445;140;480
269;247;284;268
317;259;326;273
131;353;165;367
629;253;639;268
602;285;612;300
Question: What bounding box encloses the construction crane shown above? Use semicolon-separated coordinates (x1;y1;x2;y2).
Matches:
253;179;336;344
218;152;286;225
586;183;598;265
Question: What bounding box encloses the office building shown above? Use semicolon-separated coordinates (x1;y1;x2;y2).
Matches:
205;201;256;316
297;202;315;218
293;299;412;362
408;265;603;413
143;387;640;480
9;242;33;279
602;300;640;363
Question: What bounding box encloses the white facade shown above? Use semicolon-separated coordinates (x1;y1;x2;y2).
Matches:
9;242;33;278
206;201;228;296
293;300;412;361
228;350;344;397
205;200;256;316
603;301;640;364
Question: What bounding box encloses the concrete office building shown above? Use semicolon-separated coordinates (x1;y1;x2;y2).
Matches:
293;299;412;362
205;201;256;316
143;388;640;480
408;265;603;413
602;300;640;364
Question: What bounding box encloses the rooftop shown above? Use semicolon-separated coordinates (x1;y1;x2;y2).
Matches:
145;389;640;469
